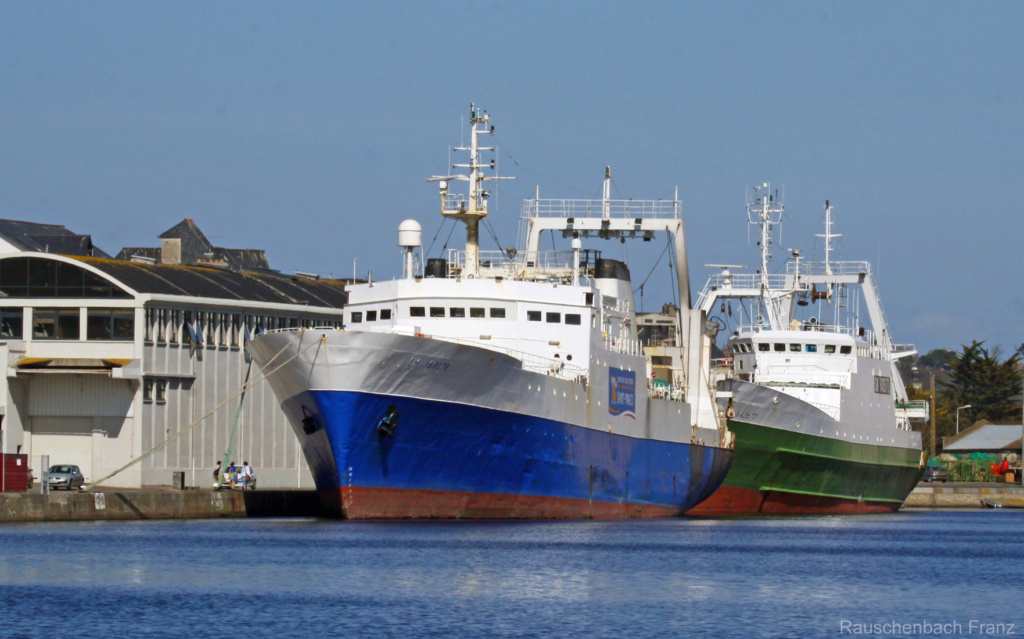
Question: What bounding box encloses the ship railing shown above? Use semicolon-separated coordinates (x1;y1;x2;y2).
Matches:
445;248;602;281
709;358;735;385
895;400;929;421
696;272;796;308
788;260;872;278
734;322;867;339
521;198;681;220
648;380;686;402
603;334;642;356
756;367;851;389
807;400;841;421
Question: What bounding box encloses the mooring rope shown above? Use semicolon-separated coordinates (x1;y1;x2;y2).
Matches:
84;330;324;490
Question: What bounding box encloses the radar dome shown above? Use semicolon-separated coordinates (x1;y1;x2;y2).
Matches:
398;219;422;248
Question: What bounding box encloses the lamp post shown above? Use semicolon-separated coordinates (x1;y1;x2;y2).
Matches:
956;404;972;434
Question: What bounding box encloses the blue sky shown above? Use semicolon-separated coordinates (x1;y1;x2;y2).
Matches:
2;1;1021;354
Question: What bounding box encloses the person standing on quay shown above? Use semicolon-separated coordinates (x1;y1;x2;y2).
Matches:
242;461;255;489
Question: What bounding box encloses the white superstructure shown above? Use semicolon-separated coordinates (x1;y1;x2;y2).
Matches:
698;184;927;440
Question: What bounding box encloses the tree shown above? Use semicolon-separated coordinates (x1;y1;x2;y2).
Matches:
938;341;1023;432
920;348;956;370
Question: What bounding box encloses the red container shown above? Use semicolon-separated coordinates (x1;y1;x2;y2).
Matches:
1;453;31;492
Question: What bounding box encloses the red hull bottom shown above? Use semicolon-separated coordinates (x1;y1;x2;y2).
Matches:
319;486;684;520
687;484;902;516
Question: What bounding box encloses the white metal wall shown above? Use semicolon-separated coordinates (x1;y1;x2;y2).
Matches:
26;374;134;483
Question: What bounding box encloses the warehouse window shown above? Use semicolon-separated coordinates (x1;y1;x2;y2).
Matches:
87;309;134;340
32;308;80;340
1;308;23;339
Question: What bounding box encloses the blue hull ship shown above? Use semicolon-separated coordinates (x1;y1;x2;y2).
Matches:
248;105;732;519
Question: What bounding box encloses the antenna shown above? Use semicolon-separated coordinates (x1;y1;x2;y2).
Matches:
428;103;515;278
747;182;784;328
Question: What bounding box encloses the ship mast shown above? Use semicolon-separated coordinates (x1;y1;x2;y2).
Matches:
815;200;841;324
747;183;784;329
428;103;513;278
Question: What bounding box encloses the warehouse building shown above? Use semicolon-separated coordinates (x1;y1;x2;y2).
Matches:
0;250;346;489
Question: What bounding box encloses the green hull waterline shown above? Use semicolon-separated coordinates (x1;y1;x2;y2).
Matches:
724;419;925;504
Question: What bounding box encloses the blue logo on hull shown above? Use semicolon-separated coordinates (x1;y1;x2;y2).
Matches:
609;367;636;418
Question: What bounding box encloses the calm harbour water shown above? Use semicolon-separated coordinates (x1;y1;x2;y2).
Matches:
0;510;1020;639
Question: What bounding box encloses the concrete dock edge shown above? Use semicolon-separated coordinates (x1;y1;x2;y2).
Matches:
0;489;327;523
903;484;1024;508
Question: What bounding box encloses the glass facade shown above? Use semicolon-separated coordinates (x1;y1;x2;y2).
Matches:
0;257;130;298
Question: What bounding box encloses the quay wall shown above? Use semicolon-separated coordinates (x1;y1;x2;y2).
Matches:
904;484;1024;508
0;490;326;523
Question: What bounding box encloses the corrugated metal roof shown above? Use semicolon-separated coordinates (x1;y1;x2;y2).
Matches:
945;424;1023;451
68;256;348;308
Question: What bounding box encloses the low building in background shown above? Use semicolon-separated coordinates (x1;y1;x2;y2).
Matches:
943;422;1022;456
0;248;346;489
116;218;269;269
0;218;109;257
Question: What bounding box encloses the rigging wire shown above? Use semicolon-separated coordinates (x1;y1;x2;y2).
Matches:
632;239;673;293
496;142;592;196
424;218;451;258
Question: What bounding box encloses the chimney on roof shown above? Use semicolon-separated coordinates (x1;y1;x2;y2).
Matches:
161;238;182;265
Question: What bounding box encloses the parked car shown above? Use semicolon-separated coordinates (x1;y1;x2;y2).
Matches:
47;465;85;490
922;466;948;483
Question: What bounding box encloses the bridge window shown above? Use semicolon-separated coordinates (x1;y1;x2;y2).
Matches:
470;308;485;318
380;309;392;320
430;307;445;318
350;312;362;323
490;308;506;319
840;345;852;354
410;307;425;317
789;344;801;352
806;344;818;353
449;307;465;318
546;312;561;323
758;343;769;352
774;343;785;352
366;311;377;322
824;344;836;353
527;311;541;321
566;314;582;325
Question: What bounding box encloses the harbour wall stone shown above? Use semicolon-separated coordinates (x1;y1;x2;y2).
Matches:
0;490;327;523
904;484;1024;508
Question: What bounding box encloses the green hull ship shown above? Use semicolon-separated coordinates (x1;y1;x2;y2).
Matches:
690;187;926;515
